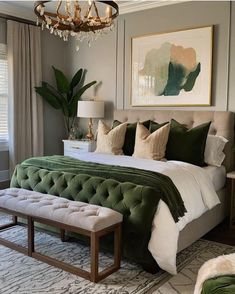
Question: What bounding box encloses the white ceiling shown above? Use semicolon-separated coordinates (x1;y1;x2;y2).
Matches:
0;0;187;21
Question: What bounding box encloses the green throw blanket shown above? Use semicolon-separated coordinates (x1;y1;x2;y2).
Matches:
202;275;235;294
20;155;186;222
11;155;186;271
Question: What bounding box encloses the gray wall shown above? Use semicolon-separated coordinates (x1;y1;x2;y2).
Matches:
68;1;234;127
67;27;117;132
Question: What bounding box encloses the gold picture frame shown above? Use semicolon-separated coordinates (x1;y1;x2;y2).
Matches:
131;26;213;107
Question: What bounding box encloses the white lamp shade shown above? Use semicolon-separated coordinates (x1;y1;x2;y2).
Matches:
77;101;104;118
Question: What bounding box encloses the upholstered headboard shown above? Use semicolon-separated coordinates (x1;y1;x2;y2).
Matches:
114;110;234;171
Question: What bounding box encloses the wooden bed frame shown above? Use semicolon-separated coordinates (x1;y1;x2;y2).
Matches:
114;110;234;253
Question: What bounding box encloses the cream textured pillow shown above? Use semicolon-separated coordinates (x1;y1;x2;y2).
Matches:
95;120;127;155
133;122;170;160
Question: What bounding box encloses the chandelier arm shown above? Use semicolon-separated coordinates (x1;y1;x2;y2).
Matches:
85;2;93;19
93;2;101;21
56;0;69;21
65;0;71;18
56;0;62;14
73;1;81;22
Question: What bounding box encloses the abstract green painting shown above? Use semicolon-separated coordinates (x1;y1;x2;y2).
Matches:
131;26;212;106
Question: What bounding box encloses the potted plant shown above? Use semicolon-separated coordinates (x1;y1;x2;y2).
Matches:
35;66;96;136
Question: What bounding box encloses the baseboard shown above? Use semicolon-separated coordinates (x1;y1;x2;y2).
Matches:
0;170;9;182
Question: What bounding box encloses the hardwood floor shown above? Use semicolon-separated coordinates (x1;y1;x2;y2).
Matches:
204;219;235;246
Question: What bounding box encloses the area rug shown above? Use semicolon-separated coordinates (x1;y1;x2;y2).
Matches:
0;213;234;294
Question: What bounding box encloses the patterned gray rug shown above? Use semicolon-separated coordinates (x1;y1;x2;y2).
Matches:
0;213;234;294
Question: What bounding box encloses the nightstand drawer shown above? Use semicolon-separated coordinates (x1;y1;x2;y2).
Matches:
64;143;90;153
63;140;96;156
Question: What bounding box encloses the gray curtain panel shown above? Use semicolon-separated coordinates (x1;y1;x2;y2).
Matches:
7;20;44;173
0;18;6;44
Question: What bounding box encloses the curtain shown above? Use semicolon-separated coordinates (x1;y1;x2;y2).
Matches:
0;18;6;44
7;20;44;173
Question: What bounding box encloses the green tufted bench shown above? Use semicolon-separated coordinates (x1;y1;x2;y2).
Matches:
11;164;161;270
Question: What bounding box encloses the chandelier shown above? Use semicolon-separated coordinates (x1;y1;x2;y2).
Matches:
34;1;119;50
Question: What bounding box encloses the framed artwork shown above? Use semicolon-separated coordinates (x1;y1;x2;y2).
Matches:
131;26;213;107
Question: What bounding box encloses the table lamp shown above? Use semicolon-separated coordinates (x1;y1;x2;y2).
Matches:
77;100;104;140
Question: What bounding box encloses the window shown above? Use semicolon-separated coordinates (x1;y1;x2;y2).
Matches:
0;43;8;148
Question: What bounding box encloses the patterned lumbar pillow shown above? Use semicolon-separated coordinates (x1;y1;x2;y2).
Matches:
95;120;127;155
133;122;170;160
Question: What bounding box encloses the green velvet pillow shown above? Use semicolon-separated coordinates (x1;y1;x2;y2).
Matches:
112;120;150;156
149;121;169;132
166;119;211;166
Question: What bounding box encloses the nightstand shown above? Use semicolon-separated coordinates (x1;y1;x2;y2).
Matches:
63;140;96;158
227;171;235;229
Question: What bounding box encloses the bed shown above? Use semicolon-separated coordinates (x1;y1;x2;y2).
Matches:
113;111;233;242
10;110;234;275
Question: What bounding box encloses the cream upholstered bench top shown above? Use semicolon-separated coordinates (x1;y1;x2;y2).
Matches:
0;188;123;232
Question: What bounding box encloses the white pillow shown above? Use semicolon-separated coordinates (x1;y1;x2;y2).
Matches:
204;135;228;167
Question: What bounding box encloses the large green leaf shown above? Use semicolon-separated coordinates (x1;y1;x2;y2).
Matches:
70;68;83;90
68;81;96;117
44;82;69;116
52;66;70;94
35;84;61;109
69;81;97;106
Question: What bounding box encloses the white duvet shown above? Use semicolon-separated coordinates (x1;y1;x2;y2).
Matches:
70;153;221;274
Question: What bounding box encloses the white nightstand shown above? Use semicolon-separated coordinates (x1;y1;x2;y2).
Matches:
63;140;96;158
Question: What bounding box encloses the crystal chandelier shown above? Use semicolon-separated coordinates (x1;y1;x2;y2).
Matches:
34;1;119;50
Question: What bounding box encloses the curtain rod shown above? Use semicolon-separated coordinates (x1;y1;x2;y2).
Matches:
0;13;37;26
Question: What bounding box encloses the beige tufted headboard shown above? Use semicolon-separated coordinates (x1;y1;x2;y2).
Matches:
114;110;234;171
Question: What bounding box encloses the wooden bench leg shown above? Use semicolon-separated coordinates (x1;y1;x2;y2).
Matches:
90;224;122;283
60;229;66;242
90;231;99;283
28;216;34;257
12;215;17;225
114;223;121;269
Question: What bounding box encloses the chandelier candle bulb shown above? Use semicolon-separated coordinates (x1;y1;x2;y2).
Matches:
106;6;112;19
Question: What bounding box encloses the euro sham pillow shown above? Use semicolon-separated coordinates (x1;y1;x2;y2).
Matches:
95;120;127;155
166;119;211;166
112;120;150;156
133;122;170;160
204;135;228;167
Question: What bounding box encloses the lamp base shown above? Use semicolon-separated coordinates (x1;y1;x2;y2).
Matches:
86;133;94;140
86;118;94;141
